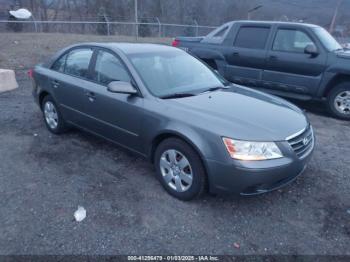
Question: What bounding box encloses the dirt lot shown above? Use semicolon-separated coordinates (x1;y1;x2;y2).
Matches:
0;33;171;81
0;33;350;255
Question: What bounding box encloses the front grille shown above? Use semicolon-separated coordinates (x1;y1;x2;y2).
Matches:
287;125;314;159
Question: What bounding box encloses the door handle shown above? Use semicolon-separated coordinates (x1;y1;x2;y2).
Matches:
85;91;96;102
269;55;278;61
232;52;239;56
51;80;60;88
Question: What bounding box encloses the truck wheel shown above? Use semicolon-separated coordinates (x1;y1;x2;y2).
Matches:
327;82;350;120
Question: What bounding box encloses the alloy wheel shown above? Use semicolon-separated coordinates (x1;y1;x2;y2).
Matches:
159;149;193;192
44;101;59;129
334;91;350;115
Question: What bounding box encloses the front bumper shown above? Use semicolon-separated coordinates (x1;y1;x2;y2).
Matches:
206;139;314;196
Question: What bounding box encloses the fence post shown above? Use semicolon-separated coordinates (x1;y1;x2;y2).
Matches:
194;20;199;37
135;0;138;40
103;14;110;36
156;17;161;37
31;15;38;33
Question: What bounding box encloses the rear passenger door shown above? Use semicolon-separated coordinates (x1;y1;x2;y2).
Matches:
225;25;271;86
263;27;327;96
49;47;94;126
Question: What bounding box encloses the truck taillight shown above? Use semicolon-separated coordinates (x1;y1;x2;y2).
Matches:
28;69;34;78
172;39;180;47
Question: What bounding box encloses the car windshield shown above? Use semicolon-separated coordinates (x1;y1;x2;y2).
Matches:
312;27;342;51
128;50;226;97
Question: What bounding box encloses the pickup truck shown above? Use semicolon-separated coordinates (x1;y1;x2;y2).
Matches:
173;21;350;119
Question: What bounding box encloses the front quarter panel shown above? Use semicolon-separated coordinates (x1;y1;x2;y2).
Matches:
141;99;228;163
317;53;350;97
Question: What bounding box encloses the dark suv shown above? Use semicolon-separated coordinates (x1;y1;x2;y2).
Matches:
174;21;350;119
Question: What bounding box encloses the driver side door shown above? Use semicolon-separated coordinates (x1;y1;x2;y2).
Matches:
263;27;327;96
82;49;145;154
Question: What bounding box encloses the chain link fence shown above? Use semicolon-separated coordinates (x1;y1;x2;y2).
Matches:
0;19;217;38
336;36;350;47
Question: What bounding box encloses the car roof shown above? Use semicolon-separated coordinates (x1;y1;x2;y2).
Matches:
230;20;320;28
46;43;180;68
73;42;178;55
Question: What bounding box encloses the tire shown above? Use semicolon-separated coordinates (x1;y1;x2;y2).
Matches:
327;82;350;120
154;138;207;201
41;95;68;134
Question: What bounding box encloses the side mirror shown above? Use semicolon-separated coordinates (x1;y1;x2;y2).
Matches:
107;81;138;95
304;44;319;56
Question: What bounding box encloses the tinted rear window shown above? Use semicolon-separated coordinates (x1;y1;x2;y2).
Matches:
214;26;229;38
51;54;67;72
234;27;270;49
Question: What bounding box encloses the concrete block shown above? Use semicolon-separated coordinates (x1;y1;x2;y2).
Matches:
0;69;18;93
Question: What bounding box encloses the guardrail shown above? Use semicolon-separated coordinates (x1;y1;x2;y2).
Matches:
0;19;218;38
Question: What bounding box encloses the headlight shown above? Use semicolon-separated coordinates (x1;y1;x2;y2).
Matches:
222;138;283;161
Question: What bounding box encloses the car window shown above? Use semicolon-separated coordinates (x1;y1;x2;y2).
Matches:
93;51;130;85
129;50;224;97
273;29;314;53
51;54;67;72
214;26;228;38
65;48;93;79
313;27;342;51
234;26;270;49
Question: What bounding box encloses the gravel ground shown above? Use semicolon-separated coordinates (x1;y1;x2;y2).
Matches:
0;34;350;256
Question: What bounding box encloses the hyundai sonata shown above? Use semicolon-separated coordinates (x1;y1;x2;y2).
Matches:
32;43;314;200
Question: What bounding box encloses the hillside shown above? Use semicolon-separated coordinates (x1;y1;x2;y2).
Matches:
0;0;349;31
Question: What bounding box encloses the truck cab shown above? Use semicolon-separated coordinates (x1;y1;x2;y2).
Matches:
174;21;350;120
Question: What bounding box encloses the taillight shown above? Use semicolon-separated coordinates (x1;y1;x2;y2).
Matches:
28;69;34;78
172;39;180;47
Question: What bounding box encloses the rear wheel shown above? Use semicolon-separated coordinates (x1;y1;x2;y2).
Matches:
154;138;206;201
41;95;68;134
327;82;350;120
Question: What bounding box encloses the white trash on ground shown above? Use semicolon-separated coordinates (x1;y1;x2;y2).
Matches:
9;9;32;19
0;69;18;93
74;206;86;222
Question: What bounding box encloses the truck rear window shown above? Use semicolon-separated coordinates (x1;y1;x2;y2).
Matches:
213;26;229;38
234;26;270;50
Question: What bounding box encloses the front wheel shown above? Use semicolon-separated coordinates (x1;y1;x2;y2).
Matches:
154;138;207;201
327;82;350;120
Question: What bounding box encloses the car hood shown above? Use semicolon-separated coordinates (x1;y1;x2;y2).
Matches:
165;86;308;141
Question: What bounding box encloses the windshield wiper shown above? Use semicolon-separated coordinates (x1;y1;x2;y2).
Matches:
160;93;196;99
209;86;229;91
201;86;230;94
